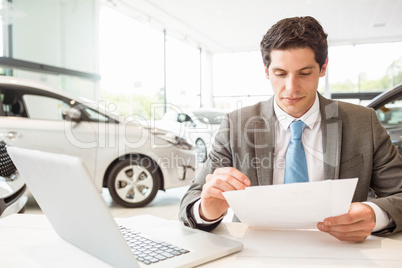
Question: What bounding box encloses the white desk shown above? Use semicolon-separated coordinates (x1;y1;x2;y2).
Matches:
1;214;402;267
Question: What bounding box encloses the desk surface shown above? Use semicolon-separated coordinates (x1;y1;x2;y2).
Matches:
1;214;402;268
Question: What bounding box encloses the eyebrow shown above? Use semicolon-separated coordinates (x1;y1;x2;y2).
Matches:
271;65;317;72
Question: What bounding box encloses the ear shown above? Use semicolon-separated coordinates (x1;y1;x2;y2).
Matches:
319;57;329;77
264;65;269;79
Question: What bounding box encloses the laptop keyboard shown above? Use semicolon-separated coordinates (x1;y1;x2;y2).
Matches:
119;225;190;265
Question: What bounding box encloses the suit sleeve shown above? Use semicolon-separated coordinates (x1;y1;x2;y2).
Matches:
178;114;234;231
369;109;402;235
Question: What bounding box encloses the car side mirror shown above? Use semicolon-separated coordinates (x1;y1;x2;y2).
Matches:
178;113;192;123
63;107;82;122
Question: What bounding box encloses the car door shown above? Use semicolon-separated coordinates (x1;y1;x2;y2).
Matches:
0;85;98;180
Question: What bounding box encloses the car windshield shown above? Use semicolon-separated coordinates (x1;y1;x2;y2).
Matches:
376;96;402;126
192;111;225;125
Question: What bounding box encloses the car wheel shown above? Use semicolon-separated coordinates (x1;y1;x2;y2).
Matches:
196;138;207;163
107;156;161;208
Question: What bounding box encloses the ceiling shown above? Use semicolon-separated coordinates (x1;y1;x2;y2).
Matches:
109;0;402;53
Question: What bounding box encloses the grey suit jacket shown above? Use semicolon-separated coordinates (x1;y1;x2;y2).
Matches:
179;94;402;235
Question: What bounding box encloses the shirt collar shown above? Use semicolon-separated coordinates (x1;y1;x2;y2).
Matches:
274;93;321;130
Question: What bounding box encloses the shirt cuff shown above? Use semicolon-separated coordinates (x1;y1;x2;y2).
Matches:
364;201;392;232
192;199;226;225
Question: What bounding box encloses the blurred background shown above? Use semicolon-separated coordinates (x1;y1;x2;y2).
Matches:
0;0;401;219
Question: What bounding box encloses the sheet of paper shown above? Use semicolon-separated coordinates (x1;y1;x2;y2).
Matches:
222;178;358;229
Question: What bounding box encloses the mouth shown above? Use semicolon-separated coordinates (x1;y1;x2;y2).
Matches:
282;96;304;104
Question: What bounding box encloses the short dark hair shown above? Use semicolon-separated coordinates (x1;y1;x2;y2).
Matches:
260;16;328;69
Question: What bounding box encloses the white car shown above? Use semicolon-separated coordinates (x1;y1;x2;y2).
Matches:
0;141;28;218
156;108;226;163
367;83;402;155
0;76;197;208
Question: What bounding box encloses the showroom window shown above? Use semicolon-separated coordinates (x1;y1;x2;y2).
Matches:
166;36;201;109
213;42;402;110
99;6;164;120
323;43;402;105
99;6;201;120
0;0;99;100
213;51;272;110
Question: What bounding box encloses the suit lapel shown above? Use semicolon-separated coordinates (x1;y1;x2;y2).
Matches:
253;94;342;184
254;98;275;185
319;94;342;180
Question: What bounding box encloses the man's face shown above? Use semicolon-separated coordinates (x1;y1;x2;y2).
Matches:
265;48;328;118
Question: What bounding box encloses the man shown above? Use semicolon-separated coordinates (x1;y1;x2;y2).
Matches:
179;16;402;242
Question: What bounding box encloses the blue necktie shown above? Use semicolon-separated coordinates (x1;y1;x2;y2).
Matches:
284;121;308;184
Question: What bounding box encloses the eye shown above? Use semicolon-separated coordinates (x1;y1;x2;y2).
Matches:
274;71;286;77
300;72;312;76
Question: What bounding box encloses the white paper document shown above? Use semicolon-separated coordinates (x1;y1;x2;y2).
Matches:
222;178;358;229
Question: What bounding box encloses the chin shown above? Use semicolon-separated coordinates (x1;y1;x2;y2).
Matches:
286;108;305;118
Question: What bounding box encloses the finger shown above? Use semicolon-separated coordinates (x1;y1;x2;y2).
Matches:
318;211;374;242
213;167;251;186
205;175;247;194
326;229;370;242
319;220;372;233
205;174;243;191
328;233;368;242
317;223;370;242
201;184;228;201
323;213;354;227
323;203;375;227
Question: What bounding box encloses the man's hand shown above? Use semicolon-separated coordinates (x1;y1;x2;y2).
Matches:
317;202;376;242
199;167;250;221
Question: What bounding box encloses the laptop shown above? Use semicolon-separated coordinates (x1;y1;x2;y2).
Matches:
7;147;242;268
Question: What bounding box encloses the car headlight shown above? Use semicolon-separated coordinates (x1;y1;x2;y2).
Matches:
153;129;193;150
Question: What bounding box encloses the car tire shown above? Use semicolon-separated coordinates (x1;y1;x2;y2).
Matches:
196;138;208;163
107;155;161;208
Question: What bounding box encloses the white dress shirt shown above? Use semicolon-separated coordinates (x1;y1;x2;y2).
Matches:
273;93;323;184
194;94;390;232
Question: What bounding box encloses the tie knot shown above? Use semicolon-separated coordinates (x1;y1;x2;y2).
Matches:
290;120;306;140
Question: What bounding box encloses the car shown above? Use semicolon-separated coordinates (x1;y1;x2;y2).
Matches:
155;108;226;163
367;83;402;155
0;141;28;218
0;76;197;208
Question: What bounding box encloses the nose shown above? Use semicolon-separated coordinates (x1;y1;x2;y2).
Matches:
285;75;299;91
